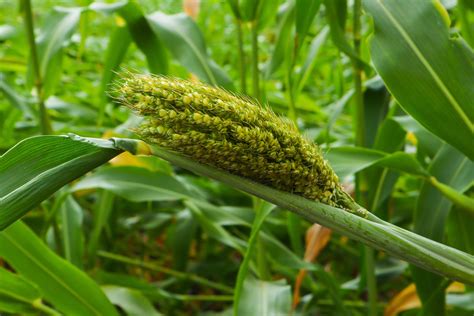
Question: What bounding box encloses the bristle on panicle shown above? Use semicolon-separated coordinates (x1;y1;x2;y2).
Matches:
114;73;356;210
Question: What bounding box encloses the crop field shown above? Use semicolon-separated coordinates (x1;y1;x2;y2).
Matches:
0;0;473;315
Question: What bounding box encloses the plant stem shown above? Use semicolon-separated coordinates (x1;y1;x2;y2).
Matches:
148;145;474;285
286;72;297;123
236;19;247;94
22;0;52;135
352;0;377;314
32;299;61;316
232;199;273;316
97;251;234;294
352;0;365;148
163;294;233;302
251;21;260;101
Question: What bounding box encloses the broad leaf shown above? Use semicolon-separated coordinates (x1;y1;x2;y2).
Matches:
0;135;120;230
0;221;118;315
0;268;42;314
364;0;474;159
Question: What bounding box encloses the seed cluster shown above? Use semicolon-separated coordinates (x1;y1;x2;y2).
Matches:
115;74;354;209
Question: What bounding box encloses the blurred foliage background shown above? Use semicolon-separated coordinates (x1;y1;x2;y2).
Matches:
0;0;473;315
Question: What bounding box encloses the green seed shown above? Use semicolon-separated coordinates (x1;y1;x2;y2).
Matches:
115;74;356;210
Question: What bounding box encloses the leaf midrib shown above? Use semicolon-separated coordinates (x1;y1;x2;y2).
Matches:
376;0;473;132
2;232;101;316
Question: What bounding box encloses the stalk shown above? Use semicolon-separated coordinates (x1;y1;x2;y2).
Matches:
232;199;272;316
144;145;474;285
351;1;377;314
112;74;474;285
251;21;260;100
98;251;234;294
236;19;247;94
22;0;52;135
32;299;62;316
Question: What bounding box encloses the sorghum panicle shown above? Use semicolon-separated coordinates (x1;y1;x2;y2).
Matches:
115;74;354;210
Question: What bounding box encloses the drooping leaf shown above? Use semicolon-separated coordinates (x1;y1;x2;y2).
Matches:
147;12;233;89
324;0;367;67
118;0;168;74
0;135;120;231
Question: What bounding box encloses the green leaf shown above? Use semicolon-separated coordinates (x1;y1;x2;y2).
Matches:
72;166;191;202
295;0;322;45
226;0;241;19
147;12;234;89
447;204;474;255
363;0;474;159
363;80;390;148
411;144;474;314
393;115;443;159
0;267;41;314
27;8;81;98
296;26;329;94
100;24;131;101
0;221;118;315
324;0;367;67
168;210;197;271
260;232;315;270
0;78;35;119
414;144;474;242
149;144;474;284
265;3;295;78
0;135;121;231
118;0;168;74
88;190;114;261
59;194;84;268
103;286;162;316
325;146;429;179
367;118;406;213
186;200;245;252
239;0;261;21
233;201;275;316
3;135;474;285
237;278;291;316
